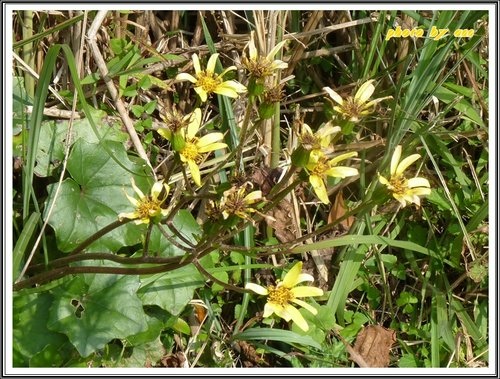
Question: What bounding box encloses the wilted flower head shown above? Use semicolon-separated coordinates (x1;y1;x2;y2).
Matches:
174;108;227;187
323;80;392;122
176;53;247;102
242;31;288;80
118;179;170;225
378;145;431;207
306;150;359;204
157;107;194;141
219;183;263;220
299;122;341;152
245;261;324;332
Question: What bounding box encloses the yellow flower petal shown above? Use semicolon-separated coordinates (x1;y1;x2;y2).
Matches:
264;301;283;318
131;178;145;199
309;174;329;204
284;304;309;331
199;142;227;154
291;286;324;298
282;261;303;288
213;86;238;98
247;32;258;60
197;132;225;148
124;192;140;208
194;86;208;103
324;166;359;178
408;187;432;196
118;210;140;221
151;183;165;201
214;80;247;97
291;298;318;315
329;151;357;165
295;273;315;284
243;190;263;204
206;53;219;73
396;154;422;176
245;282;269;295
176;72;197;84
408;177;431;189
267;39;287;60
354;79;375;103
186;108;202;140
393;193;408;207
323;86;344;106
363;96;393;109
378;174;390;186
271;60;288;70
187;159;201;186
192;53;202;74
219;65;237;78
390;145;402;176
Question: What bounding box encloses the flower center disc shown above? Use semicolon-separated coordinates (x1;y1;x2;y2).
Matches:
197;72;222;93
268;285;294;307
181;141;201;162
390;175;409;195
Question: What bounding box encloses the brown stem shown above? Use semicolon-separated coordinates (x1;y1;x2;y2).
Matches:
192;259;250;294
68;219;130;256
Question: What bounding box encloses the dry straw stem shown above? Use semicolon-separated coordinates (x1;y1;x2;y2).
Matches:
86;10;153;172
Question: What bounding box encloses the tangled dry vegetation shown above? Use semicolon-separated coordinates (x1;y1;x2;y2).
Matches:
12;10;489;369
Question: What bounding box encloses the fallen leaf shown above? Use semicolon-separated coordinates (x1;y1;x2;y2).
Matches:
351;325;396;367
251;166;298;243
265;198;298;243
328;190;354;230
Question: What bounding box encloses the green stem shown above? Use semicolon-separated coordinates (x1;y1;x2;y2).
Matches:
233;226;254;333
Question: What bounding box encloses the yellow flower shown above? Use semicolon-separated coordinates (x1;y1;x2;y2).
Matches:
176;53;247;102
245;261;324;332
306;150;359;204
323;80;392;122
219;184;263;220
177;108;227;186
242;31;288;79
378;145;431;207
118;179;170;225
299;122;341;152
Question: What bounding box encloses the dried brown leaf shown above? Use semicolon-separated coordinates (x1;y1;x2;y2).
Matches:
352;325;396;367
328;190;354;230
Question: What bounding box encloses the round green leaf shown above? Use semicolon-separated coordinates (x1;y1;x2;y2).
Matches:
48;274;148;358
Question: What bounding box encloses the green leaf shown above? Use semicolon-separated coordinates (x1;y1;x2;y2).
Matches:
137;74;152;90
137;264;204;316
232;328;322;350
44;139;149;252
34;109;128;177
434;84;485;127
149;210;201;257
110;38;128;55
124;313;163;346
137;211;207;315
130;104;144;118
123;84;138;97
48;274;148;357
13;291;69;367
13;212;40;279
120;337;166;367
143;99;157;114
13;76;32;135
398;353;420;367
